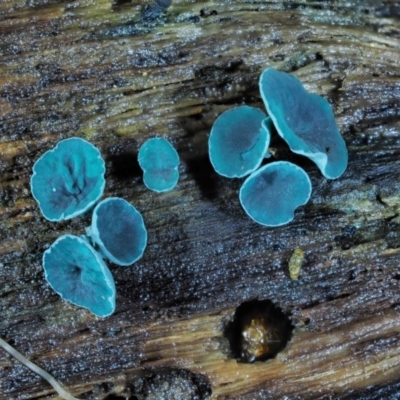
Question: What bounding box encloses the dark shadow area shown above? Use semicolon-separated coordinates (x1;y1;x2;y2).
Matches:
106;142;142;182
263;124;317;173
224;299;293;363
177;111;222;201
184;154;220;201
112;0;131;5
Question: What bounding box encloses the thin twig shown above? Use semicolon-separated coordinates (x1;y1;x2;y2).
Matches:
0;337;80;400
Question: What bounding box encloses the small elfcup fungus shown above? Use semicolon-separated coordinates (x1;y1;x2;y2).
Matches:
31;137;150;317
259;68;348;179
87;197;148;266
43;235;116;317
239;161;312;227
138;138;180;192
207;68;347;227
31;137;105;221
209;105;271;178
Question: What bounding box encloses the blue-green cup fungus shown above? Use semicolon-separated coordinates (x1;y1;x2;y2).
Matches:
261;117;274;159
43;235;116;317
259;68;348;179
239;161;312;227
208;105;271;178
138;138;180;192
31;137;106;221
87;197;147;266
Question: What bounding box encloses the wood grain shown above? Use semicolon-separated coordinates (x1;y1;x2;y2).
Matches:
1;0;400;399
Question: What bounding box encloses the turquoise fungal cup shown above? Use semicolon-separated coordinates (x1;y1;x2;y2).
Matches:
259;68;348;179
43;235;116;317
138;138;180;192
239;161;312;227
87;197;147;266
31;137;151;317
208;105;271;178
30;137;106;221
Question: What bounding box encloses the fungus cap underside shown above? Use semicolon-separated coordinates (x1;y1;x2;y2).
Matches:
259;68;348;179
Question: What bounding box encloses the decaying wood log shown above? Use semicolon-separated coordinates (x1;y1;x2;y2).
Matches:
1;0;400;399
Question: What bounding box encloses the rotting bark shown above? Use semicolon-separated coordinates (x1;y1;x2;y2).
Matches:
0;0;400;399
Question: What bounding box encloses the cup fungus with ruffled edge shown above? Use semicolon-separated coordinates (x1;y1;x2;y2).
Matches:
239;161;312;227
138;138;180;192
31;137;106;221
209;105;271;178
259;68;348;179
261;117;274;159
87;197;147;266
43;235;116;317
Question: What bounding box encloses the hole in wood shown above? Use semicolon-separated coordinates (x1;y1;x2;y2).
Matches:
224;299;293;362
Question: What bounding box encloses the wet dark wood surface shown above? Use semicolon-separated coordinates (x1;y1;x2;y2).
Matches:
1;0;400;399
